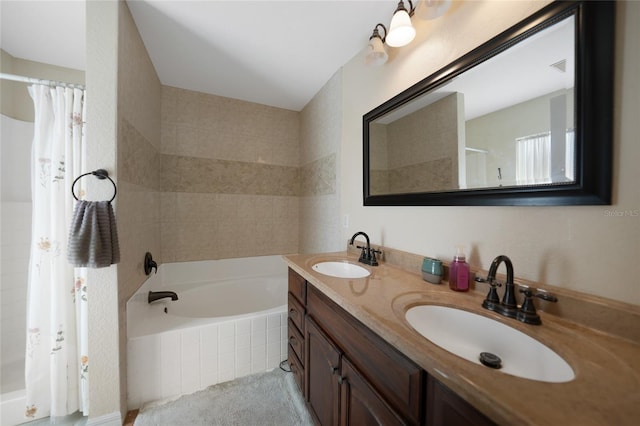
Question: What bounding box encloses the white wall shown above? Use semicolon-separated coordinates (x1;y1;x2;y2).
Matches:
339;1;640;305
0;114;33;393
86;1;121;423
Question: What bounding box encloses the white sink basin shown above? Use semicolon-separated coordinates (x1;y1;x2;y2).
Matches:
405;305;575;383
312;261;370;279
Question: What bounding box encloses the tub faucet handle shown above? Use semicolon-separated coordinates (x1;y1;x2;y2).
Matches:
144;252;158;275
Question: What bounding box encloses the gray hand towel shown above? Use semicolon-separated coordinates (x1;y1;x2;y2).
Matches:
67;200;120;268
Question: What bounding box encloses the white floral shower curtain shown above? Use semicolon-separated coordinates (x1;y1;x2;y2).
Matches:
25;85;89;420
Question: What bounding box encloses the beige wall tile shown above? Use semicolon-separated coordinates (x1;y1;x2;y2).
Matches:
119;118;161;191
161;192;299;261
301;154;336;196
161;154;299;196
116;3;163;415
163;85;300;166
160;224;177;263
299;72;342;253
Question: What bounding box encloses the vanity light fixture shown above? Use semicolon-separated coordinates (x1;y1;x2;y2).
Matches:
386;0;416;47
365;0;451;67
365;23;389;66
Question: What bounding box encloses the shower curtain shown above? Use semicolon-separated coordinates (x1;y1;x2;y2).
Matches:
25;85;89;420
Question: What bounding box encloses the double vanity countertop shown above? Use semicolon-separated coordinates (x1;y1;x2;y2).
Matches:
283;252;640;426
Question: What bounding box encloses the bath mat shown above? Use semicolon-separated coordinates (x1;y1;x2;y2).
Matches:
134;367;313;426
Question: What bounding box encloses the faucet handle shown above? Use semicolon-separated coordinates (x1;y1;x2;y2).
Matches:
356;245;368;263
475;276;502;288
519;286;558;302
535;289;558;302
369;248;381;266
144;252;158;275
476;276;501;312
519;286;534;298
517;287;542;325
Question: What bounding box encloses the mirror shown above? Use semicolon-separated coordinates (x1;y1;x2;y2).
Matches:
363;1;614;206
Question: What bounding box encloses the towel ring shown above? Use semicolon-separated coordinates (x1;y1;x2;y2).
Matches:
71;169;117;202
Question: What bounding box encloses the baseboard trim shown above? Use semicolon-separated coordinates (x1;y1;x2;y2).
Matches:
86;411;122;426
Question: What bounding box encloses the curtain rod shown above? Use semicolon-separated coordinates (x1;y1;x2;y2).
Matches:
465;147;489;154
0;72;85;90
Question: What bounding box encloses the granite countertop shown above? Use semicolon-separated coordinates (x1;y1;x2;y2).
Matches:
283;252;640;426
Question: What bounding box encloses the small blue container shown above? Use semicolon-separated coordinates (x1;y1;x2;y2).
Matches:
422;257;443;284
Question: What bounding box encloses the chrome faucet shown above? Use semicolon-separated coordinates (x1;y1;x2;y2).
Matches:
148;291;178;304
349;231;379;266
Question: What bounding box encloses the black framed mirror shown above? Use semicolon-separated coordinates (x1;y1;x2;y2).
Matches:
363;0;614;206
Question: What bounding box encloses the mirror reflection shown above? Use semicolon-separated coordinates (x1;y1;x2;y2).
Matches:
368;15;575;196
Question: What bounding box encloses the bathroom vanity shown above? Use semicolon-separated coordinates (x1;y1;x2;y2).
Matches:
283;251;640;425
287;267;492;425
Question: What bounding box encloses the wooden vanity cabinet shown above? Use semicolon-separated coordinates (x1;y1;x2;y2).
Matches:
306;285;424;425
306;317;341;425
425;375;495;426
287;269;307;394
339;356;406;426
287;268;495;426
306;310;405;426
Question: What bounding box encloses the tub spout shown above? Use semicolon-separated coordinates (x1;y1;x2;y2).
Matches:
148;291;178;304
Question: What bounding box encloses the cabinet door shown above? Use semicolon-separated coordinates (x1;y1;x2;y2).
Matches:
426;375;495;426
306;317;341;426
307;286;423;425
339;357;405;426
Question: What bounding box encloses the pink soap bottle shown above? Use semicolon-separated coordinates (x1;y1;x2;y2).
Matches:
449;246;470;292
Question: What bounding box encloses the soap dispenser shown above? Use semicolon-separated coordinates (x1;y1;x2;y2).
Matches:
449;245;470;292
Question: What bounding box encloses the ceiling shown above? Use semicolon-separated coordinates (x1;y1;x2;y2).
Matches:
0;0;87;71
1;0;398;111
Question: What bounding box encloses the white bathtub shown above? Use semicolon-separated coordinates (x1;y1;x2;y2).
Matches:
126;255;289;410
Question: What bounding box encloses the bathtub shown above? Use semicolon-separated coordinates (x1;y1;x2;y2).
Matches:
126;255;289;410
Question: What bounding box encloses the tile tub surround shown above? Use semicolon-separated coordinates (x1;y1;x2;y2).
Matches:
284;252;640;425
159;86;329;262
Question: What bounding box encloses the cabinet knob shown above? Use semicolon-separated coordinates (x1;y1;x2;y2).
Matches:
330;366;338;374
289;336;297;344
337;376;346;385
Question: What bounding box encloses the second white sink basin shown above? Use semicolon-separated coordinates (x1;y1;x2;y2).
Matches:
405;305;575;383
312;261;370;279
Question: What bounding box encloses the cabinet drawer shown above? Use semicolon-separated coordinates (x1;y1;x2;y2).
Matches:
288;319;305;366
288;268;306;304
288;293;305;335
288;344;305;396
307;285;424;425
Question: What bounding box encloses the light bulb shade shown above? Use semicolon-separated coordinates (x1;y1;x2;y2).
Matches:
386;9;416;47
365;36;388;66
